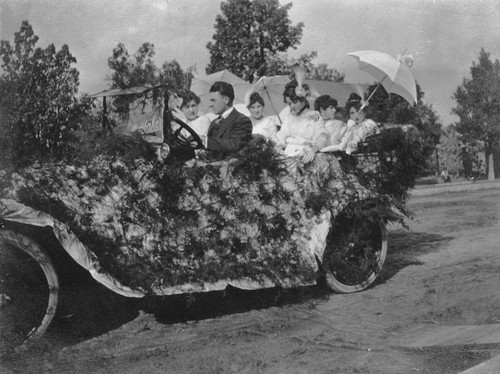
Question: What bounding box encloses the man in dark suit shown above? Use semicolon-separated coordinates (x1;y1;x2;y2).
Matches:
199;81;252;159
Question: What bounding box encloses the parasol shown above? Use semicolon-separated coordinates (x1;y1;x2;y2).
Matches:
347;50;417;106
251;75;291;120
190;69;251;116
248;75;371;121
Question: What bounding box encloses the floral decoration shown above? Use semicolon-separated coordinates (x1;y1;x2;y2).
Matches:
0;136;402;294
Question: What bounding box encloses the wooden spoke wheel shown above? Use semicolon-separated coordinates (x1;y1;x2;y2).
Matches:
322;215;387;293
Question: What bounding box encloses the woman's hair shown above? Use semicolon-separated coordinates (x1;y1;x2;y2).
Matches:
345;93;366;115
314;95;338;112
283;80;310;108
179;90;201;108
346;101;363;113
247;92;265;108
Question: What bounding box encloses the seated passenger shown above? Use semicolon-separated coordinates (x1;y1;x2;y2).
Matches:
320;94;379;154
276;81;329;163
179;90;211;138
199;81;253;158
314;95;346;146
277;82;319;127
246;92;279;144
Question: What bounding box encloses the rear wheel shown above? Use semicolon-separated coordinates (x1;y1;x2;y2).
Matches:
321;215;387;293
0;229;59;352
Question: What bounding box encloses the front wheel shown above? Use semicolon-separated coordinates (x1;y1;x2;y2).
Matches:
0;229;59;352
321;214;387;293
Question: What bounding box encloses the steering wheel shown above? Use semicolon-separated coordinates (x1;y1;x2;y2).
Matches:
167;116;204;150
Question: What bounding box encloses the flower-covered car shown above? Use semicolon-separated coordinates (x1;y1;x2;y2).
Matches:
0;85;420;349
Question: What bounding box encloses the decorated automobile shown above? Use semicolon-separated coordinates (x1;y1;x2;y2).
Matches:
0;84;421;350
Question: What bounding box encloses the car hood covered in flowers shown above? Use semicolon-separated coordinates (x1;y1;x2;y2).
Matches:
0;140;398;297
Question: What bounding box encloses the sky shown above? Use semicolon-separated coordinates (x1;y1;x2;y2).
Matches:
1;0;500;126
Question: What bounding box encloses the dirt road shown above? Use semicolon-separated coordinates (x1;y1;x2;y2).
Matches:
3;189;500;373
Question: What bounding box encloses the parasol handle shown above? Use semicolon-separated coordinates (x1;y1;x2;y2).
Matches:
355;83;380;116
263;84;283;124
365;82;381;103
356;73;389;114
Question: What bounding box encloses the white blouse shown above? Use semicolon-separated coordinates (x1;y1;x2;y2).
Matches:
276;109;329;157
187;115;211;137
339;119;380;154
324;119;347;145
251;116;279;143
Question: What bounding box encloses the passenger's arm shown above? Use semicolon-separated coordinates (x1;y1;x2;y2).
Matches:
319;143;344;153
320;131;350;153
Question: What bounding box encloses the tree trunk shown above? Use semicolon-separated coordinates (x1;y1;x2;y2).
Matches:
435;148;440;176
485;143;496;180
488;152;495;180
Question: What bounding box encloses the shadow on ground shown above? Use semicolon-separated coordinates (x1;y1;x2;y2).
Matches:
376;229;454;285
142;283;329;325
143;229;453;325
3;227;451;359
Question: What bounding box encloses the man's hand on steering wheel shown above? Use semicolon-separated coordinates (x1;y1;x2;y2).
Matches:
170;117;204;150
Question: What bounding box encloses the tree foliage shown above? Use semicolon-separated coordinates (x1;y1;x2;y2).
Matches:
107;42;194;118
365;82;442;176
107;42;157;89
308;62;345;82
206;0;305;81
452;48;500;178
435;125;461;174
0;21;90;168
266;51;344;82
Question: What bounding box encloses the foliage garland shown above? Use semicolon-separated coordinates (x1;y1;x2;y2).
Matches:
0;128;419;293
337;125;426;216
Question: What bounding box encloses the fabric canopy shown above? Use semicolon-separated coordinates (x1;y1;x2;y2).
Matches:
88;84;163;98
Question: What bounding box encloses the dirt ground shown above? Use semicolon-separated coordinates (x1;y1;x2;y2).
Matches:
2;188;500;373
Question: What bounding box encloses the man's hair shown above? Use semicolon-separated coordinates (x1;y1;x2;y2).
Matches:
179;90;201;108
209;81;235;105
314;95;338;112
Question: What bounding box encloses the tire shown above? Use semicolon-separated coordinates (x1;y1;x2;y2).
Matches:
321;215;387;293
0;229;59;352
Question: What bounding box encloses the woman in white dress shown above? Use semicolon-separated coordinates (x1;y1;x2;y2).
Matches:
314;95;346;146
276;81;329;163
320;94;379;155
179;91;211;138
246;92;279;144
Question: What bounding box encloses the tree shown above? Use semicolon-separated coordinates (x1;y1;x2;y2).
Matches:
452;48;500;180
0;21;89;167
107;42;157;89
436;125;462;175
107;43;194;118
206;0;304;81
366;82;442;176
266;51;344;82
308;62;345;82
